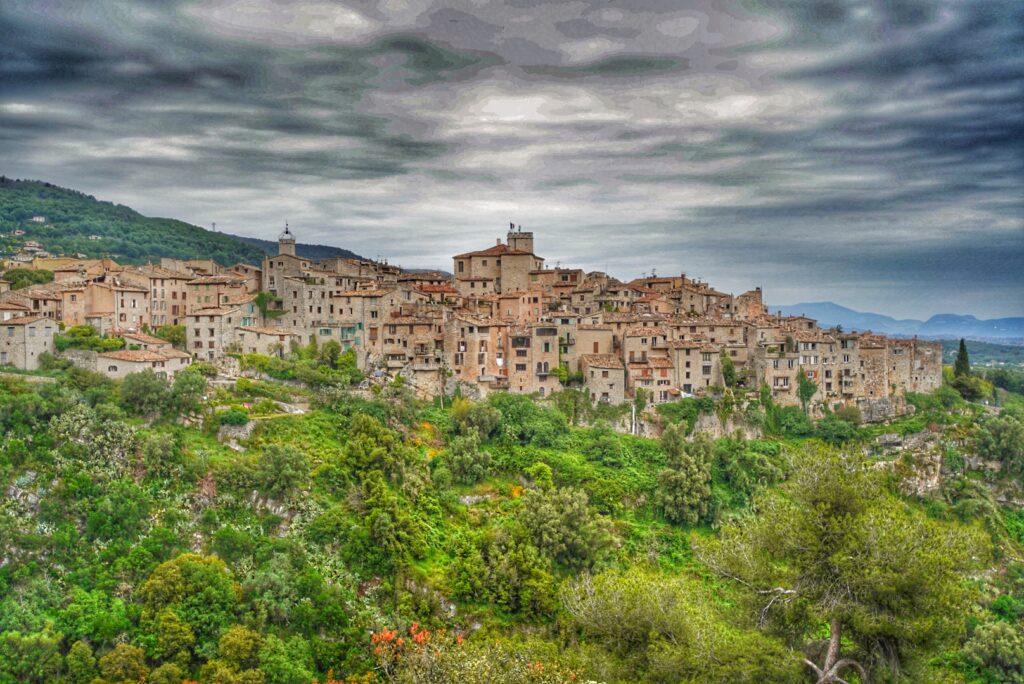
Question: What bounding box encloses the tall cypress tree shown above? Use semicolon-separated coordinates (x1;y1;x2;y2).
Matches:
954;338;971;377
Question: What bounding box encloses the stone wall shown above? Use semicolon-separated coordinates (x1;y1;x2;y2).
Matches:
856;395;912;423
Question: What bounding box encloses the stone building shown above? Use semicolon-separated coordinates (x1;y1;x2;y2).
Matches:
185;305;244;361
95;348;192;379
0;316;57;370
581;354;625;405
452;227;545;295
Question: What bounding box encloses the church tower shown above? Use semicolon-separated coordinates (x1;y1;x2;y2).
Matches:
278;223;296;257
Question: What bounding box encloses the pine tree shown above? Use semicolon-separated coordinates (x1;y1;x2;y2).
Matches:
954;338;971;377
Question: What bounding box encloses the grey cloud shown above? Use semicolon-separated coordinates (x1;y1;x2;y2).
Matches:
0;0;1020;318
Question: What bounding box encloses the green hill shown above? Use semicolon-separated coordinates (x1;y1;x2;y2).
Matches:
0;177;267;266
228;233;368;262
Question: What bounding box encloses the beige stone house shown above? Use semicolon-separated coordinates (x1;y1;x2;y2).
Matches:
0;315;57;370
581;354;625;404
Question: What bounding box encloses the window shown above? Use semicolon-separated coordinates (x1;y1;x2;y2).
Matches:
108;365;118;372
515;363;527;371
602;370;609;378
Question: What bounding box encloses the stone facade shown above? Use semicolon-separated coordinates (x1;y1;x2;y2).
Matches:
0;316;57;370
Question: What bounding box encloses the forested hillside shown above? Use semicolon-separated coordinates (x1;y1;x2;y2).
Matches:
228;234;367;263
0;178;266;265
1;346;1023;683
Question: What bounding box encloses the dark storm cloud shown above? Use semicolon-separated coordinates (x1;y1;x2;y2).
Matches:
0;0;1021;318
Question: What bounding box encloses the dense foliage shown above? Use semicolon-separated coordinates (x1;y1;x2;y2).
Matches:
0;359;1021;683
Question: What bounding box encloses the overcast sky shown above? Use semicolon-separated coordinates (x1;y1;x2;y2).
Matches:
1;1;1021;318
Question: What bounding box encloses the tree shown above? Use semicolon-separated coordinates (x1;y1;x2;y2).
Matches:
318;340;341;367
450;398;502;438
120;369;171;416
444;431;492;484
258;634;314;684
550;388;590;426
721;351;737;388
0;629;63;683
634;387;649;413
518;487;610;568
172;368;207;415
138;554;240;659
254;444;309;499
974;411;1024;477
797;367;817;415
525;462;554;491
562;567;803;682
954;338;971;377
150;608;195;667
149;663;186;684
155;324;186;348
218;625;263;671
964;621;1024;683
65;640;97;684
700;448;988;683
656;427;713;525
98;643;149;683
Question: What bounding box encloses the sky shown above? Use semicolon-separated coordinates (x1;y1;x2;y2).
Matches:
1;1;1022;319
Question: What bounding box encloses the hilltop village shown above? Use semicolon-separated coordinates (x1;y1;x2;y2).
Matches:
0;225;941;418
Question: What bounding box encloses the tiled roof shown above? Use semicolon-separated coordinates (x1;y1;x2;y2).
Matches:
452;243;534;259
99;348;190;362
188;275;246;285
2;315;51;326
121;332;169;346
625;326;668;337
186;306;239;317
99;350;190;360
416;284;459;294
236;326;300;336
580;354;624;369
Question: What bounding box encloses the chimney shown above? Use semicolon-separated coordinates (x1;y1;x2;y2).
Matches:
496;238;502;245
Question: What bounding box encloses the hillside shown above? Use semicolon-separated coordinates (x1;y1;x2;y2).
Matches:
227;233;368;262
0;178;370;267
774;301;1024;341
0;346;1022;682
0;178;267;266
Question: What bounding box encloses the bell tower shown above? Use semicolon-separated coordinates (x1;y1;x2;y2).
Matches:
278;223;296;257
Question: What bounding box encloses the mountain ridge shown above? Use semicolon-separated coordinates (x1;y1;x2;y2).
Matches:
773;301;1024;341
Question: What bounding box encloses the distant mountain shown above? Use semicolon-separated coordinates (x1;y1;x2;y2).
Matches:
0;178;266;266
227;233;368;262
773;302;1024;341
